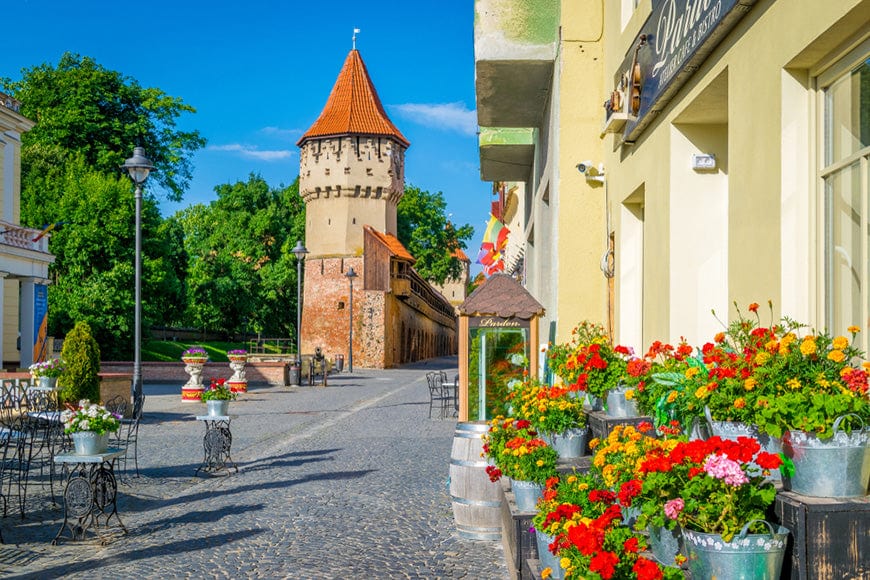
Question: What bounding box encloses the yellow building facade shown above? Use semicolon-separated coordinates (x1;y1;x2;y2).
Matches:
475;0;870;354
605;0;870;351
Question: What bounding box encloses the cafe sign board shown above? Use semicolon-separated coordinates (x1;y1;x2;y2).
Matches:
613;0;756;143
469;316;530;329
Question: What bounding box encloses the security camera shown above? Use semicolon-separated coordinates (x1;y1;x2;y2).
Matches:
576;160;594;174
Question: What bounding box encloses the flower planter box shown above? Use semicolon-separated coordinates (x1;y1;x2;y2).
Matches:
586;410;653;445
500;478;539;580
775;490;870;580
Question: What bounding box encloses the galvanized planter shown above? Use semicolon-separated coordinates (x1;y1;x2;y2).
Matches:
683;520;788;580
511;479;543;512
782;415;870;498
206;399;230;417
71;431;109;455
605;386;640;418
542;428;589;459
535;530;563;579
649;525;682;568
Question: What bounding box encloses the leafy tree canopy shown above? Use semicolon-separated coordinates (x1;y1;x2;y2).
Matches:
179;174;305;337
2;52;205;203
397;185;473;285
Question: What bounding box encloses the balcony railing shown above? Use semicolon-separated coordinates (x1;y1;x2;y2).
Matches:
0;221;52;254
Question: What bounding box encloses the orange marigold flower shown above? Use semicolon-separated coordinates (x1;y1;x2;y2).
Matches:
714;332;726;343
827;349;846;363
848;325;861;333
734;397;746;409
749;302;760;313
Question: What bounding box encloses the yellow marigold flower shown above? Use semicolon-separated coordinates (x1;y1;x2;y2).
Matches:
695;386;709;399
567;475;577;484
744;377;756;391
800;338;817;356
593;454;607;468
848;325;861;333
863;362;870;371
755;351;771;365
734;397;746;409
624;442;639;456
625;388;635;400
787;378;801;390
667;390;678;403
577;482;589;491
832;336;849;350
536;460;545;467
541;568;552;579
827;349;846;363
781;333;797;346
589;437;600;450
840;386;855;398
560;557;571;570
685;367;701;379
539;415;547;423
765;339;779;352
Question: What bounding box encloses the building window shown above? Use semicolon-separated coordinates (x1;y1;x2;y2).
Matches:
821;46;870;351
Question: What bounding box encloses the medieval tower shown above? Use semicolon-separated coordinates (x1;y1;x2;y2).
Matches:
297;48;457;368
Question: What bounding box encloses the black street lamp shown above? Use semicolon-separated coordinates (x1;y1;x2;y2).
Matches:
122;147;153;401
291;241;308;358
345;267;358;372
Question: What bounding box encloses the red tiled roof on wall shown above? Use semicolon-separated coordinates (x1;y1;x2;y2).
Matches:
364;225;416;263
298;50;409;147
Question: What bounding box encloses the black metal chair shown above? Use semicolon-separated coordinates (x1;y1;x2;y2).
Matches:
426;372;451;419
115;392;144;481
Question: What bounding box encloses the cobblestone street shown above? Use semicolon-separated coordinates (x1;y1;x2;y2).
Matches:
0;357;508;579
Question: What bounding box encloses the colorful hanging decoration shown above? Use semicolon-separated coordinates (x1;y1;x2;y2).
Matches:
476;214;510;276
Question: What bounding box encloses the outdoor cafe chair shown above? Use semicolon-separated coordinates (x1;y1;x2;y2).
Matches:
426;372;452;419
0;415;35;520
114;391;145;481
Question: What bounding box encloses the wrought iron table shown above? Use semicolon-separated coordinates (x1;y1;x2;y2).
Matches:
52;449;127;544
195;415;238;475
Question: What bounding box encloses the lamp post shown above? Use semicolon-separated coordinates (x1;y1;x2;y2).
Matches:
345;267;358;373
122;147;153;401
291;241;308;358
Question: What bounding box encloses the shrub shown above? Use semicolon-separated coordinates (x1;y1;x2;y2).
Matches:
59;321;101;404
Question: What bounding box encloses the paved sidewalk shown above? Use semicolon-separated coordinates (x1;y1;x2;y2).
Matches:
0;356;509;579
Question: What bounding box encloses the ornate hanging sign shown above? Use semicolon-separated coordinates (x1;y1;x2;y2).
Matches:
606;0;756;143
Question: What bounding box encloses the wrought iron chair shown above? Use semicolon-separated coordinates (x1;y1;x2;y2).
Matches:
0;415;35;520
115;392;145;480
426;372;451;419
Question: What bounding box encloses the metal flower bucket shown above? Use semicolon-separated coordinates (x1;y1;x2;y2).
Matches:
782;414;870;498
683;520;788;580
511;479;543;512
606;386;640;418
207;399;230;417
535;530;563;579
543;428;589;459
71;431;110;455
649;525;683;568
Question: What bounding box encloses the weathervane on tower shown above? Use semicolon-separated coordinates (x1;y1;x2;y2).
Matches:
352;27;360;49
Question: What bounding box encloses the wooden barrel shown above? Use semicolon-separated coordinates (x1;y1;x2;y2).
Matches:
449;421;502;540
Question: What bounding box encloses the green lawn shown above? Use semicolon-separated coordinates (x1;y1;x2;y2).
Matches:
142;341;247;363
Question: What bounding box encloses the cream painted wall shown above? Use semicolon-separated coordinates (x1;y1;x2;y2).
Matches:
3;279;17;368
605;0;869;345
670;123;729;346
555;0;608;343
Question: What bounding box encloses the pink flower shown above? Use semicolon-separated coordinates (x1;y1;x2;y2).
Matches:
703;454;749;486
664;498;684;520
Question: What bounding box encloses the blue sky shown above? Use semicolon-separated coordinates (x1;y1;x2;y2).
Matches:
2;0;489;273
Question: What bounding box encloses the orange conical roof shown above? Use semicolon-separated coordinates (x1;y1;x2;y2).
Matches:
298;50;409;148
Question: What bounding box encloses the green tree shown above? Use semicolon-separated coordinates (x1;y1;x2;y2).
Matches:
180;175;305;337
396;185;474;284
59;321;101;404
2;52;205;203
45;157;185;359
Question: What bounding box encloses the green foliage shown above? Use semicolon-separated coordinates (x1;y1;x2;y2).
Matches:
142;340;245;362
5;52;205;202
42;158;184;359
178;174;305;336
59;321;101;404
396;185;473;284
